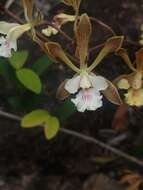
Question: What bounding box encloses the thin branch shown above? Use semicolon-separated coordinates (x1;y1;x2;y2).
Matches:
5;0;15;9
89;42;105;54
90;17;116;36
0;110;143;167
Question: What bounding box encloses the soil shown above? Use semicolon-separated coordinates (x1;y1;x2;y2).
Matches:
0;0;143;189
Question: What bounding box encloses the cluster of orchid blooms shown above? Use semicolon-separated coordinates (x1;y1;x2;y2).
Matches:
0;0;143;112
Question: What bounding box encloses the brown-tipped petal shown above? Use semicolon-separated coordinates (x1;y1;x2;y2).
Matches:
45;42;80;72
116;48;136;72
56;80;70;100
88;36;124;72
22;0;34;22
135;48;143;70
75;14;92;68
105;36;124;52
102;80;123;105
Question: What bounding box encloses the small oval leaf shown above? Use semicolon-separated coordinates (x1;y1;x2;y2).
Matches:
9;50;29;70
21;109;50;128
44;116;60;140
16;68;42;94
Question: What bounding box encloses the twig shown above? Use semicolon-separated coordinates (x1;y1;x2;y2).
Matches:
89;42;105;54
0;110;143;167
90;17;116;36
107;133;128;146
5;0;15;9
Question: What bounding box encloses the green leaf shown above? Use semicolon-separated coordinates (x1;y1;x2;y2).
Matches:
9;50;29;70
44;116;60;140
21;109;60;140
16;68;42;94
21;109;50;127
31;55;53;75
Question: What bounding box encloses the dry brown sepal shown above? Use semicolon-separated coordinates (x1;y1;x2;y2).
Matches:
75;14;92;68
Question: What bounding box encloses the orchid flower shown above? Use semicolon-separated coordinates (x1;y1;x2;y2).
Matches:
115;48;143;106
45;14;123;112
0;0;41;58
0;22;31;57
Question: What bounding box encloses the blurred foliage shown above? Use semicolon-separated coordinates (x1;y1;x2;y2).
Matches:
0;50;76;139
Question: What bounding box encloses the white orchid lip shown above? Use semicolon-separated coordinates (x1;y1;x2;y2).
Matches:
71;88;103;112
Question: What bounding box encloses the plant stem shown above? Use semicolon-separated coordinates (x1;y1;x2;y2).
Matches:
0;110;143;167
90;17;116;36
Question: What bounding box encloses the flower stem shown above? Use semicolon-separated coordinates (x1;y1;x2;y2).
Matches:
90;17;116;36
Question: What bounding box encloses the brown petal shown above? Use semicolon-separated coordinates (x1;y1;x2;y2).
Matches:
102;80;123;105
56;80;70;100
135;48;143;70
22;0;34;22
88;36;124;72
45;42;80;72
116;48;136;72
75;14;92;67
104;36;124;52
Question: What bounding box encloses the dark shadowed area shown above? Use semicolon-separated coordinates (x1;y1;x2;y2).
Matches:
0;0;143;189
